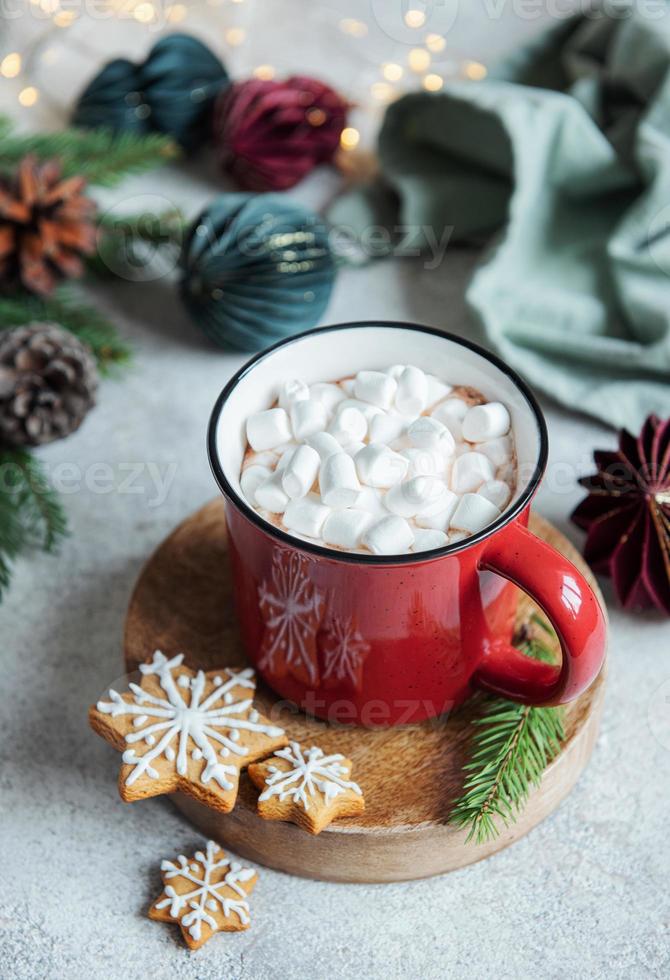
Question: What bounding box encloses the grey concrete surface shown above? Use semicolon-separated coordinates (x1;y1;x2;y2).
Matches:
2;4;670;979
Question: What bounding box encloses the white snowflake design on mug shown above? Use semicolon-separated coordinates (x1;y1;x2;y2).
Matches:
258;549;326;685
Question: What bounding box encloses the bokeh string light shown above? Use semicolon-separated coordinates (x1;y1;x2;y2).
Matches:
404;9;427;28
2;2;489;120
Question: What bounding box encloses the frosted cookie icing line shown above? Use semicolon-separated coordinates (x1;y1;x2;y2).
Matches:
259;741;363;811
155;840;255;941
96;651;284;788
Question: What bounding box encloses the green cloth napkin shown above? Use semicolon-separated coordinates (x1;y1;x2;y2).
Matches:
330;9;670;429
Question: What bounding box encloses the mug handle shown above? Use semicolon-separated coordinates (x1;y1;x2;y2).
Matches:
473;521;606;706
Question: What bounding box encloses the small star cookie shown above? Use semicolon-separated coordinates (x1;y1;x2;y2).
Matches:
248;740;365;834
89;650;287;811
149;840;257;950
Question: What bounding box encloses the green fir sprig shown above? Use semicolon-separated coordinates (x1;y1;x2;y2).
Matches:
0;112;176;603
0;288;132;375
0;450;67;600
449;616;565;844
0;115;178;187
92;208;187;280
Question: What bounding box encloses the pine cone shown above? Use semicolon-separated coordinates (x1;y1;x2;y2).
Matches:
0;155;97;296
0;322;98;447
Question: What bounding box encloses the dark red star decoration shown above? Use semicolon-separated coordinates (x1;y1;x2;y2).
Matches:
572;415;670;615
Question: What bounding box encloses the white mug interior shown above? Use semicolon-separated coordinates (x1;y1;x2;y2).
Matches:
210;323;544;557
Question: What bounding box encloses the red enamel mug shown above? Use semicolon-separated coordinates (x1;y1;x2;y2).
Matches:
208;322;606;726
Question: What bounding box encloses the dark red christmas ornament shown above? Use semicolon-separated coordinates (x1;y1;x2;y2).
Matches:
213;75;348;191
572;415;670;615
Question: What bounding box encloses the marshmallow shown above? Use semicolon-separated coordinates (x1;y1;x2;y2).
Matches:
479;435;513;468
412;528;449;552
415;489;459;530
431;398;468;440
343;440;366;457
425;374;452;408
309;382;345;413
462;402;511;443
254;471;289;513
322;508;375;549
364;515;415;555
281;444;320;499
449;530;469;544
408;416;456;456
273;440;297;455
451;452;495;493
355;444;408;488
283;494;331;538
478;479;512;512
246;408;292;451
385;476;448;518
369;412;407;445
245;450;278;469
278;379;309;411
337;398;383;423
328;405;368;445
305;431;342;461
290;399;327;440
386;364;406;380
354;486;389;520
400;447;444;478
341;378;356;395
319;452;361;508
276;446;297;471
395;366;427;417
451;493;500;534
240;464;272;503
418;481;458;518
354;370;397;410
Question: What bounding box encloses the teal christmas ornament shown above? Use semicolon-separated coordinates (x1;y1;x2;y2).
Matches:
139;35;229;150
73;34;229;151
71;59;147;134
179;194;336;352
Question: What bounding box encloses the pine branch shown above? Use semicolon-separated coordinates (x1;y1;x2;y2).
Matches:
0;115;13;142
0;116;178;187
0;551;11;597
0;449;67;601
91;209;186;280
449;627;565;845
0;289;132;375
6;449;67;550
96;208;187;244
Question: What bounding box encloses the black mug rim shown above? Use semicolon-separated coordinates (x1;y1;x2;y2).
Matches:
207;321;549;566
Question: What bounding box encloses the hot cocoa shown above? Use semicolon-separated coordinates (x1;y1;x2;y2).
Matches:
240;365;516;555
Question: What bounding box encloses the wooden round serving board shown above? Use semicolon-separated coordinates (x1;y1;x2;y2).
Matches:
124;500;606;883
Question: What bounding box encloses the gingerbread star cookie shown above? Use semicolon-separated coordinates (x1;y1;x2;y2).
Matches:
248;740;365;834
149;840;257;950
89;651;287;811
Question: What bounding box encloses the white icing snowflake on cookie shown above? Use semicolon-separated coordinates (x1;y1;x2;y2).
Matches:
89;651;287;811
248;741;365;834
149;840;257;950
